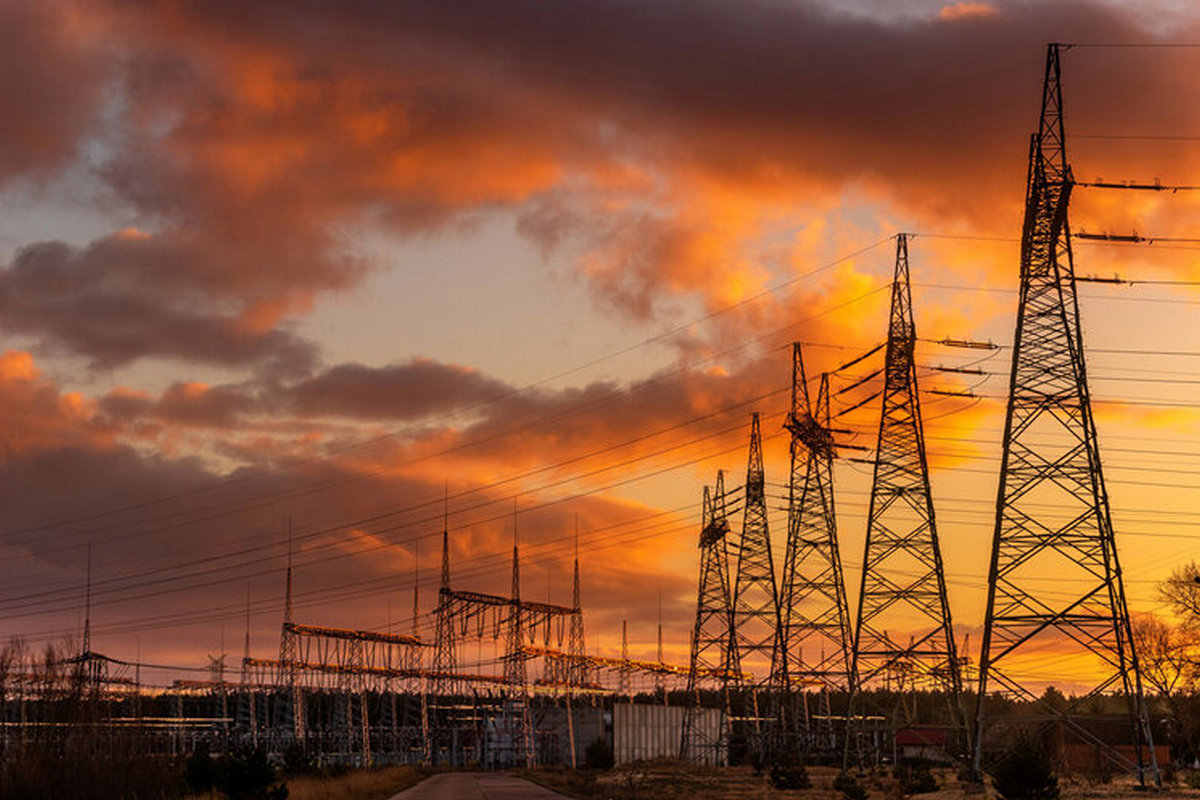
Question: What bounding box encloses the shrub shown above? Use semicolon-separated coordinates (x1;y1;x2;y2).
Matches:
217;745;288;800
835;770;869;800
768;754;812;790
281;742;316;776
991;733;1059;800
185;743;217;793
895;759;939;795
584;736;614;770
728;729;751;766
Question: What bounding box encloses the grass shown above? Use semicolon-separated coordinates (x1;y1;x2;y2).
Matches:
185;765;425;800
283;765;425;800
526;760;819;799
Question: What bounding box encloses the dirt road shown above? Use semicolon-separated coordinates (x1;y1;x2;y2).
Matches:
388;772;577;799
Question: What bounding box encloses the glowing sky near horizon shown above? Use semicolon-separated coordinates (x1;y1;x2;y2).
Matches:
1;0;1200;691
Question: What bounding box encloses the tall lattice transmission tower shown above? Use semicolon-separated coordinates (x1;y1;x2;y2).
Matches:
773;344;854;752
568;522;586;687
727;413;781;753
503;513;535;769
847;234;963;763
433;503;456;683
681;471;736;764
729;414;781;683
278;527;305;744
972;44;1157;783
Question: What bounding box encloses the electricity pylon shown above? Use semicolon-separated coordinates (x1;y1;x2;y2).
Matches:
681;471;735;764
278;527;305;744
728;413;782;757
972;44;1157;784
729;414;782;683
433;505;456;685
773;344;854;753
503;513;535;768
846;234;963;764
568;524;586;687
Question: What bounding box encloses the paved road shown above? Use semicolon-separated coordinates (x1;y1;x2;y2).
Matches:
389;772;576;800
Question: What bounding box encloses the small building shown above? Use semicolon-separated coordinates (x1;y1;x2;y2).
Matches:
895;727;951;763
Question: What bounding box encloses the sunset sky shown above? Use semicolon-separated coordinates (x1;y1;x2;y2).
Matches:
2;0;1200;690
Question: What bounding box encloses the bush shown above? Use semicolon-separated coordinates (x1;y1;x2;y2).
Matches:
584;736;614;770
217;746;288;800
895;759;938;795
835;770;869;800
728;729;751;766
991;733;1059;800
185;743;217;793
769;754;812;790
281;742;316;776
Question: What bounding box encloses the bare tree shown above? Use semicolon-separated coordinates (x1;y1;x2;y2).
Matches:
1159;561;1200;625
1132;614;1193;698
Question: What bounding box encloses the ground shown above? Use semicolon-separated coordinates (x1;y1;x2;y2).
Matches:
524;763;1187;800
285;765;426;800
183;762;1195;800
186;764;425;800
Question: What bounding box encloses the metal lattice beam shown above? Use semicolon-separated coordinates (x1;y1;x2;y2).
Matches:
972;44;1157;784
847;234;964;764
773;345;855;752
682;471;739;763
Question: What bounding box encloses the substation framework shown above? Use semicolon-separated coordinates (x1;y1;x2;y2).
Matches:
677;43;1167;778
0;44;1170;780
680;237;965;769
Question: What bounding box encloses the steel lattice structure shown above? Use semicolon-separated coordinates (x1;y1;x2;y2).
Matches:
433;522;456;683
682;471;738;763
773;344;854;751
278;550;305;743
972;44;1157;783
847;234;963;761
725;413;782;759
729;413;782;687
568;529;587;687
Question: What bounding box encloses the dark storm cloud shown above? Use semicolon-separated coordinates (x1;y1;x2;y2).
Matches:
95;358;514;428
112;0;1199;213
106;0;1192;319
278;360;514;421
0;236;318;371
8;0;1193;363
0;2;109;184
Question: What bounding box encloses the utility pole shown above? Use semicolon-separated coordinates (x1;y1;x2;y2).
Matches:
973;44;1157;784
847;234;963;765
773;344;854;755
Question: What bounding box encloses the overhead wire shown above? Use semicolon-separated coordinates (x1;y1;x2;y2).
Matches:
0;238;899;545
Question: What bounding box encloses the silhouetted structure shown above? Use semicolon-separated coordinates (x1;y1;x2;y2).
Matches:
847;234;963;765
682;471;737;763
972;43;1157;784
773;344;854;754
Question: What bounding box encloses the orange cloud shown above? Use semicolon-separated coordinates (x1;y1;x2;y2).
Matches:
0;350;111;458
939;3;1000;22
